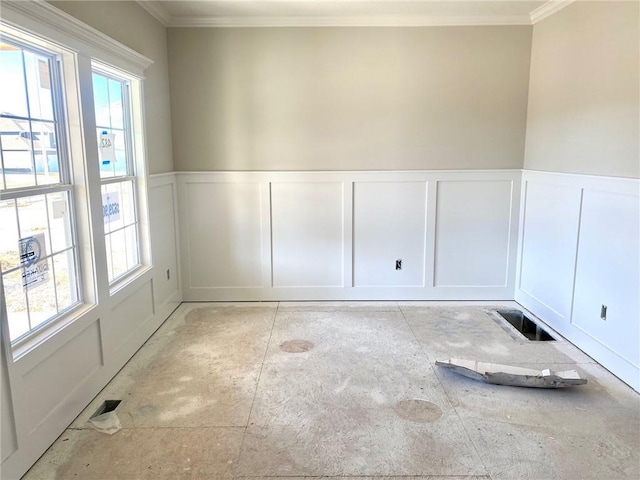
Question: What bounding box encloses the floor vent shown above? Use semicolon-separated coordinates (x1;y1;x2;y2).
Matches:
91;400;121;419
496;310;555;341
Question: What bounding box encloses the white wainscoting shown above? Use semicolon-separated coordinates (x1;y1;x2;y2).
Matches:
434;180;514;288
516;170;640;391
177;170;522;301
272;182;346;288
353;181;427;288
1;173;182;479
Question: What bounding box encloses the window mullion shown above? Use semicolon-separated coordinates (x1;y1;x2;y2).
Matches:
43;194;60;313
11;199;32;333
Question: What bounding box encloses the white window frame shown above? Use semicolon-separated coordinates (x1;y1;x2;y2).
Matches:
0;33;83;347
92;63;145;287
0;0;153;358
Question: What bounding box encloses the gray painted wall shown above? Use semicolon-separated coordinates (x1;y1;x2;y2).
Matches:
168;26;532;171
525;1;639;178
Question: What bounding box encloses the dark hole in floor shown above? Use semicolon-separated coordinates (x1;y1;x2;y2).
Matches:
91;400;121;419
496;309;555;341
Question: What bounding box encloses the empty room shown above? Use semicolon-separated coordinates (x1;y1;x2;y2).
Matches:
0;0;638;479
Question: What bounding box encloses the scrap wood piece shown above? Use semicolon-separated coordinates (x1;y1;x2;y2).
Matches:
435;358;587;388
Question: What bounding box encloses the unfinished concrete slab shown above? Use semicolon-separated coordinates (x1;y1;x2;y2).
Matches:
402;305;596;365
24;302;640;480
24;427;245;480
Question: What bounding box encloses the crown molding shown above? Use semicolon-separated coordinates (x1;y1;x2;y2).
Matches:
167;14;533;28
136;0;171;26
2;1;153;73
136;1;577;29
530;0;575;24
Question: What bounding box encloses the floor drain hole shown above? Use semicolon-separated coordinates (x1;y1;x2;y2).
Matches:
395;400;442;423
91;400;121;419
280;340;314;353
496;310;555;341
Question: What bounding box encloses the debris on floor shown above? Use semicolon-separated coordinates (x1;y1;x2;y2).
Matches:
436;358;587;388
88;411;122;435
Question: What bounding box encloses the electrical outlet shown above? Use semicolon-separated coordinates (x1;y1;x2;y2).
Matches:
396;259;402;270
600;304;607;320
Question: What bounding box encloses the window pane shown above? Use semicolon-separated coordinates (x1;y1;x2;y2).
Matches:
121;180;136;226
0;199;20;272
0;42;28;118
92;73;110;128
23;50;54;121
107;228;127;281
26;256;57;330
102;182;124;233
52;250;78;311
97;128;127;178
2;193;81;342
3;268;29;341
107;78;124;129
97;128;115;178
93;73;129;179
47;191;73;254
17;194;52;255
113;129;127;176
1;43;63;190
1;118;37;189
124;224;139;271
32;120;60;185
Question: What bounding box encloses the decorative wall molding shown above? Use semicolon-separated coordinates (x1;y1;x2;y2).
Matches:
530;0;576;24
135;0;574;28
516;170;639;391
136;0;172;26
166;14;533;28
176;169;522;302
2;0;153;74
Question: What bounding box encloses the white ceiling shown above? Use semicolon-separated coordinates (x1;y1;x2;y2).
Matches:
137;0;575;27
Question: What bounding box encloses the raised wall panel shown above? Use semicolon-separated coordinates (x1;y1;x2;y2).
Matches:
107;282;154;353
271;182;344;288
21;321;102;434
518;181;582;319
1;337;17;462
434;180;513;287
353;182;427;287
149;183;179;303
185;182;263;288
572;189;639;368
517;172;640;391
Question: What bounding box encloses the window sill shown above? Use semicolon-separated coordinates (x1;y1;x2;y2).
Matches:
11;302;98;362
108;264;152;298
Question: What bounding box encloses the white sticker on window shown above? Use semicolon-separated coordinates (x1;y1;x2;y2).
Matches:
20;233;49;291
102;191;121;224
99;131;116;164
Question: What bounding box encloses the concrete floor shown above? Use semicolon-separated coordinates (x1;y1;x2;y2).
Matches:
24;302;640;479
